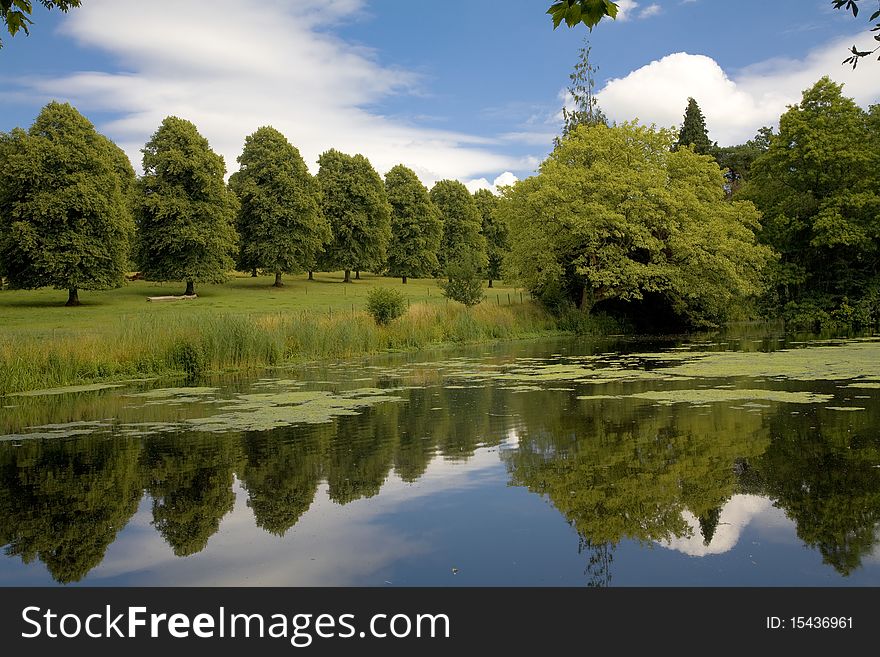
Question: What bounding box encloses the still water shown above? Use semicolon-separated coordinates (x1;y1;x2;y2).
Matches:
2;330;880;586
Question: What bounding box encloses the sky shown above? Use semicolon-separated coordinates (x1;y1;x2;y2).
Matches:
1;0;878;191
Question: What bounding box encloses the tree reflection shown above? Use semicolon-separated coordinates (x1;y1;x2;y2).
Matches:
0;436;142;583
143;433;242;557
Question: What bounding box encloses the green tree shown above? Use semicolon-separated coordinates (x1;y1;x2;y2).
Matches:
473;189;509;288
0;102;134;306
712;126;773;197
741;77;880;321
1;0;80;48
316;149;392;283
135;117;238;296
500;122;771;327
547;0;618;29
676;98;714;155
430;179;487;275
229;127;329;287
556;40;607;147
384;164;442;284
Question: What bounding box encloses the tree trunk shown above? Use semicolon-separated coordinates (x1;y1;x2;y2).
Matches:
402;275;407;284
251;268;258;277
273;272;283;287
355;270;360;280
185;280;195;296
344;269;351;283
308;271;314;280
488;279;493;288
66;287;80;307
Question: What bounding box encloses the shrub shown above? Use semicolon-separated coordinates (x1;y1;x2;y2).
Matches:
440;260;484;307
366;287;407;325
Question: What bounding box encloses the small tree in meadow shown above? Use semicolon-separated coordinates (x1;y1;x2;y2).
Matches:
366;287;407;325
441;259;484;307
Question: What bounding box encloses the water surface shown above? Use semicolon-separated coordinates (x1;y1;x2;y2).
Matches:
2;330;880;586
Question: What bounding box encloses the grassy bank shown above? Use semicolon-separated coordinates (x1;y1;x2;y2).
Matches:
0;273;556;394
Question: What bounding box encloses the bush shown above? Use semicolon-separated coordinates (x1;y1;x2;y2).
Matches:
366;287;407;325
441;260;484;307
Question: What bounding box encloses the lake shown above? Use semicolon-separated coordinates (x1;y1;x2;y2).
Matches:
2;329;880;586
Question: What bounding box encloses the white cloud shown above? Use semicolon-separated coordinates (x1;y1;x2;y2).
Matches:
465;171;519;195
596;33;880;145
614;1;662;22
615;0;638;21
12;0;531;187
639;4;662;19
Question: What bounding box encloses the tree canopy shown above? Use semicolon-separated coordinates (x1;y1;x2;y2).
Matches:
431;180;487;274
0;101;134;306
229;126;329;287
316;149;392;283
500;121;771;328
1;0;80;49
384;164;442;284
740;77;880;325
473;189;509;288
135;116;238;296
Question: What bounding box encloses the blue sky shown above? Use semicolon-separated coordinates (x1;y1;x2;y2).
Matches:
1;0;878;190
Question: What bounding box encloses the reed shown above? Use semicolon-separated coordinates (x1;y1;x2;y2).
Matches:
0;301;559;395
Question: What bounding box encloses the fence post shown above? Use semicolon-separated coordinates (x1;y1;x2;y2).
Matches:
507;293;511;305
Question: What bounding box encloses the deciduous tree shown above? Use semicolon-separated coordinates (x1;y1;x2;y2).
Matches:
431;180;487;275
135;116;238;296
229;127;329;287
500;122;770;327
473;189;509;288
384;164;442;284
741;77;880;322
0;102;134;306
317;149;391;283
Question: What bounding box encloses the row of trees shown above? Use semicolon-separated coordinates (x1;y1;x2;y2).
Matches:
0;104;510;305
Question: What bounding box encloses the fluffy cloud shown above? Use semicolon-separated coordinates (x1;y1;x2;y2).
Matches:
465;171;519;195
615;1;662;22
15;0;529;186
597;33;880;145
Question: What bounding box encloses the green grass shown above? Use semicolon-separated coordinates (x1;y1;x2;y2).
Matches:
0;272;556;394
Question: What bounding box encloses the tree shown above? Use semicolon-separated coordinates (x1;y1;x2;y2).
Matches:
547;0;618;30
740;77;880;322
833;0;880;67
473;189;509;288
228;127;329;288
441;259;485;306
384;164;442;284
556;40;607;147
1;0;80;49
135;117;238;296
0;102;134;306
499;122;771;327
676;98;714;155
712;126;773;197
431;180;487;275
316;149;391;283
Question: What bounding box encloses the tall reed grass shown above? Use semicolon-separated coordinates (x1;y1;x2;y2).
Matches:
0;302;558;395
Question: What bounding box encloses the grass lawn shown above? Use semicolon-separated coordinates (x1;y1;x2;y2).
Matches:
0;272;531;339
